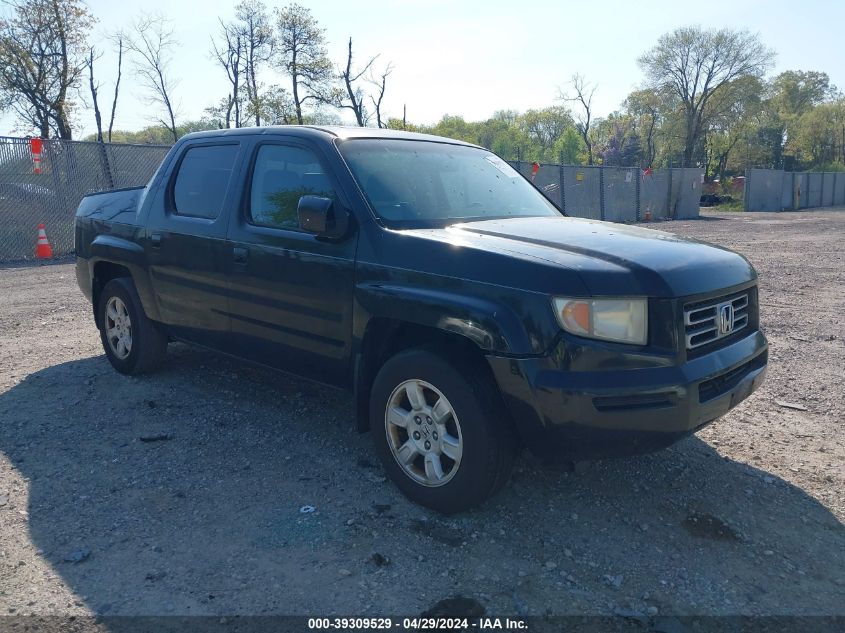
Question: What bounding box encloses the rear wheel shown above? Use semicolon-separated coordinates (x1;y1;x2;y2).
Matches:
98;278;167;375
370;348;515;513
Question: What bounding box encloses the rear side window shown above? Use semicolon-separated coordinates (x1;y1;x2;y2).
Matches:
249;144;336;230
172;144;238;219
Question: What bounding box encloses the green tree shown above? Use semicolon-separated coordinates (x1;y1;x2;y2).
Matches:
552;127;583;164
766;70;837;166
274;3;335;124
771;70;835;119
595;112;644;167
252;84;296;125
703;75;763;178
95;119;218;144
624;88;665;167
0;0;96;138
235;0;273;126
519;106;574;161
425;114;480;145
639;26;773;167
792;100;845;166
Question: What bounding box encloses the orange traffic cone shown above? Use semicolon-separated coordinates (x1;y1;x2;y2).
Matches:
35;223;53;259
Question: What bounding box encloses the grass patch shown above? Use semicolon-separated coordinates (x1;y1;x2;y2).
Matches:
708;199;744;212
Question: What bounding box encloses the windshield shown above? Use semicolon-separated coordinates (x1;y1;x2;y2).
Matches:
337;139;561;228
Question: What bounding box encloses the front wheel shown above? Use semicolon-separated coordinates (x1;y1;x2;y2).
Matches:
369;349;515;514
98;278;167;375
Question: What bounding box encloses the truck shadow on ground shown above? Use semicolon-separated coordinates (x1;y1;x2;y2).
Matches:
1;346;843;621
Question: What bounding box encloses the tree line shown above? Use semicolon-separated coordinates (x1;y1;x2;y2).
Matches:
0;0;393;143
1;0;843;179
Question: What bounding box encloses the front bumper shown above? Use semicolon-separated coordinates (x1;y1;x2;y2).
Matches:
488;330;768;460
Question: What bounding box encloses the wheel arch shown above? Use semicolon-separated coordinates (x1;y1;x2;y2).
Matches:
353;317;512;435
92;261;133;329
89;236;160;329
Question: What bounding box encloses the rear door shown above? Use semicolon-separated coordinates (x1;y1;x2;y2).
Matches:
145;140;245;348
225;139;357;387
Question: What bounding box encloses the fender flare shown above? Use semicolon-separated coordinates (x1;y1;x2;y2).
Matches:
88;236;160;323
355;282;542;356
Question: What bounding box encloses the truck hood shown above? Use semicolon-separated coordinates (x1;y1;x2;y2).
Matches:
412;216;756;297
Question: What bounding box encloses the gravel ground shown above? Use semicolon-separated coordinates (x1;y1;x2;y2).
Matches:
0;209;843;620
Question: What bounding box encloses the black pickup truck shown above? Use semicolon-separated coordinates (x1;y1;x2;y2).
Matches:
75;126;768;513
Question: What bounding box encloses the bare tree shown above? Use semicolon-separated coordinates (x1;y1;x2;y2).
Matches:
84;31;125;142
128;14;179;142
85;46;104;141
274;3;335;124
560;73;596;164
234;0;273;126
339;37;376;126
369;63;393;128
211;19;244;128
639;26;773;167
107;31;124;142
0;0;95;138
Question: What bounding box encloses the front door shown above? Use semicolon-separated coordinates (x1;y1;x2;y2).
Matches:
225;141;357;386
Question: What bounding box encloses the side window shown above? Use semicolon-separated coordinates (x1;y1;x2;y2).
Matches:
249;145;336;230
172;144;238;219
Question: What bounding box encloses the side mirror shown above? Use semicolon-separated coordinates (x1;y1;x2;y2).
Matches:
297;195;350;238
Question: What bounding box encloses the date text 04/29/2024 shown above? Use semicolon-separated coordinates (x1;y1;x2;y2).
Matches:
306;617;529;630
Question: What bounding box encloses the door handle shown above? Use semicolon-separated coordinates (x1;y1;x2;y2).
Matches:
150;233;162;248
233;246;248;264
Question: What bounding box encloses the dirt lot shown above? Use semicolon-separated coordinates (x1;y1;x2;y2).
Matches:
0;210;843;620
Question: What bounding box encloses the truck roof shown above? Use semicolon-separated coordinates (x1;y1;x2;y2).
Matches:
179;125;482;148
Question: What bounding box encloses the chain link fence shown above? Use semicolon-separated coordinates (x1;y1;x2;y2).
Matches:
561;166;603;220
744;168;845;212
670;168;704;220
640;169;670;219
602;167;638;222
510;161;702;222
0;136;170;261
0;136;705;262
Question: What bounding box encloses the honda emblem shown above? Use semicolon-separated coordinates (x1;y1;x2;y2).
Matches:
718;303;735;335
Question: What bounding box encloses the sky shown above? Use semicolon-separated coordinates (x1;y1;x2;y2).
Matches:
2;0;844;138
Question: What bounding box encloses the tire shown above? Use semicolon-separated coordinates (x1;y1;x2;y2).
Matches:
369;348;515;514
98;278;167;375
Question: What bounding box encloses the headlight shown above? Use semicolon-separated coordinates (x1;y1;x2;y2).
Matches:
552;297;648;345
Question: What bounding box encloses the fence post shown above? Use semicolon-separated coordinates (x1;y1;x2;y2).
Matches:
558;155;566;215
98;142;114;190
666;167;673;219
743;168;751;212
599;166;605;221
631;167;643;222
45;140;69;216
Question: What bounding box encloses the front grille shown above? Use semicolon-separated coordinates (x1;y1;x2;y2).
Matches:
684;291;750;351
698;351;767;403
